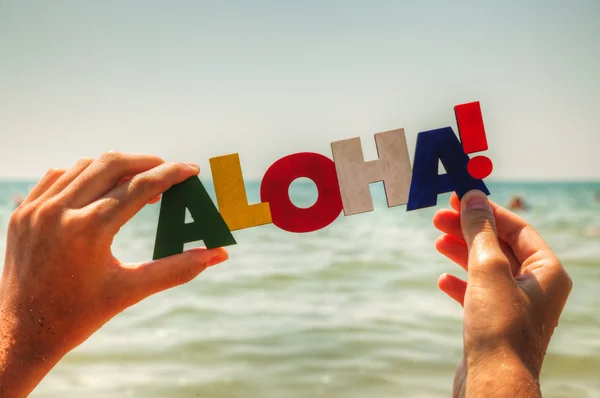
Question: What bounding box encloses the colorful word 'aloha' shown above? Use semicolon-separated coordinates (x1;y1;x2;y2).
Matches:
153;101;493;259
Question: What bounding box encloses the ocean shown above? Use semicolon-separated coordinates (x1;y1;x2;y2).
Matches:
1;180;599;397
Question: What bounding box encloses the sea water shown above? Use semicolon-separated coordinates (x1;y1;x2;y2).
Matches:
1;180;599;397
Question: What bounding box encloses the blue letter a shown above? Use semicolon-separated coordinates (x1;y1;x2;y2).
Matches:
407;127;489;211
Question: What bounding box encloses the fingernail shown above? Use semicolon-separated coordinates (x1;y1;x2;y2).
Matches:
185;162;200;172
465;191;489;211
207;251;228;267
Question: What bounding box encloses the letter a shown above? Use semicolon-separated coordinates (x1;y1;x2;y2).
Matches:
331;128;412;215
406;127;489;211
153;176;236;260
210;153;272;231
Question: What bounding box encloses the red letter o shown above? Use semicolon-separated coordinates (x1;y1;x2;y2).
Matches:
260;152;343;233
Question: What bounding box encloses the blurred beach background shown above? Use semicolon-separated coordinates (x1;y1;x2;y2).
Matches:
1;0;600;397
1;180;600;397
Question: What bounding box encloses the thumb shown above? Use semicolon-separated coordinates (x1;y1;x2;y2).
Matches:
460;190;512;284
122;247;229;304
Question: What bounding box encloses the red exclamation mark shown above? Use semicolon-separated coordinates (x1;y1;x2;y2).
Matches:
454;101;493;179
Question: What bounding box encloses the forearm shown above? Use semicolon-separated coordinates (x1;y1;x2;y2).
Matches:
0;302;64;397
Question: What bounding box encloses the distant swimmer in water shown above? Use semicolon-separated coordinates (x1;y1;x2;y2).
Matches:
508;195;529;211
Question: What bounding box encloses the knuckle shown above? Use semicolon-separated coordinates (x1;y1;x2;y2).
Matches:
466;211;497;232
165;161;186;171
130;174;152;190
565;271;573;290
59;210;83;233
168;162;195;181
85;201;121;236
76;157;95;168
44;168;63;178
553;264;573;293
471;248;511;280
36;199;63;222
99;151;124;166
8;206;30;228
171;161;188;171
10;201;63;235
132;173;168;193
173;267;196;286
476;251;509;269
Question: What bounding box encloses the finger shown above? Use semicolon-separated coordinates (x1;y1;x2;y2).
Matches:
450;192;460;211
120;247;228;305
453;191;568;301
433;208;463;240
435;213;522;275
147;195;161;204
490;202;570;303
460;190;513;284
64;152;165;208
119;176;161;205
487;203;555;265
91;162;200;230
36;158;95;203
450;193;556;266
435;234;468;271
438;273;466;306
22;168;66;205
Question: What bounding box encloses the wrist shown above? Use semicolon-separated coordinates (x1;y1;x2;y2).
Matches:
0;297;66;396
465;349;541;397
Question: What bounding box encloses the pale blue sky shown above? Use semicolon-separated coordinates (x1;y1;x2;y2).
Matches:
1;0;598;180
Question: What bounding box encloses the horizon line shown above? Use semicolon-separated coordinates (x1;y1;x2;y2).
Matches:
1;178;599;184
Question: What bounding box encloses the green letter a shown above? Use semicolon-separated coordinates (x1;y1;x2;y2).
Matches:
153;176;236;260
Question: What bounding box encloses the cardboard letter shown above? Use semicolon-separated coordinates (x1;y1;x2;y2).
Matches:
406;127;489;211
153;176;236;260
331;128;412;215
260;152;343;233
210;153;272;231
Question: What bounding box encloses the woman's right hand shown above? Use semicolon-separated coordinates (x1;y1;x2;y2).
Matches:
433;190;572;397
